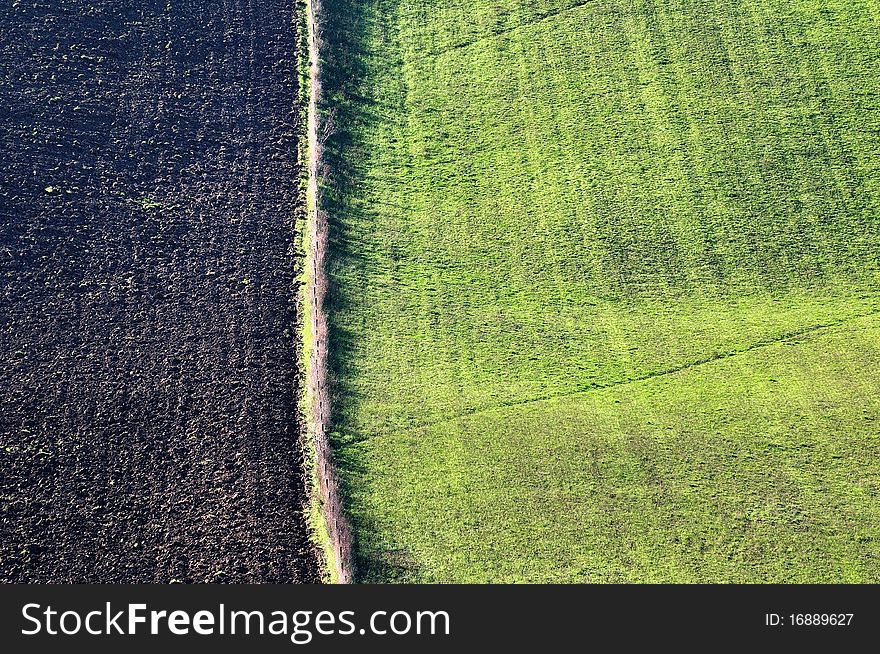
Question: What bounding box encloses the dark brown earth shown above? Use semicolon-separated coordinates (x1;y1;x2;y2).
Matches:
0;0;319;583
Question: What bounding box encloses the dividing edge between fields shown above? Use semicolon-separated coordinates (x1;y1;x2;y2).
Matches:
303;0;354;584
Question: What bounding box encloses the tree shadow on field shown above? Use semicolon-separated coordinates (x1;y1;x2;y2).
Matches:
317;0;409;442
350;513;424;583
359;547;423;583
317;2;434;584
326;441;424;583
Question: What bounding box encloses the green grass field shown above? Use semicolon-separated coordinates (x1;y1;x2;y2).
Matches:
319;0;880;582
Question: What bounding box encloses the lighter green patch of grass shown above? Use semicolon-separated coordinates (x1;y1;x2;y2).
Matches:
349;316;880;582
139;197;161;210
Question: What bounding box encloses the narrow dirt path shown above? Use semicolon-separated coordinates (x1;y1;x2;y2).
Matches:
0;0;319;583
305;0;354;583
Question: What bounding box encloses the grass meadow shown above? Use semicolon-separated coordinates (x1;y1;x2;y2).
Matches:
318;0;880;581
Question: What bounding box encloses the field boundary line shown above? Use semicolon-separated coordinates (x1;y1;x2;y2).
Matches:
304;0;354;583
404;308;880;433
409;0;596;63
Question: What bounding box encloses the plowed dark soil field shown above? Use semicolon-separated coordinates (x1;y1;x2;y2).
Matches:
0;0;319;582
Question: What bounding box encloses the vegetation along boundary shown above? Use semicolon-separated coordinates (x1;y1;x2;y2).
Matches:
302;0;354;583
